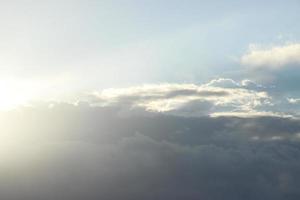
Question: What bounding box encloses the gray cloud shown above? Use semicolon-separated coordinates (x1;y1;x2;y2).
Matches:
1;103;300;199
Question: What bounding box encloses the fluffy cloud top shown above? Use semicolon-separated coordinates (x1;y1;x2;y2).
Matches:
241;43;300;69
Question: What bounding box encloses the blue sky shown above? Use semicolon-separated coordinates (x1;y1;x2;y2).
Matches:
1;1;299;81
0;0;300;110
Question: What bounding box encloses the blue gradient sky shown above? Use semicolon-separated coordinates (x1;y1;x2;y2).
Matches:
0;0;300;106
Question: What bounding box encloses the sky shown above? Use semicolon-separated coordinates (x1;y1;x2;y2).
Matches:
1;1;300;199
1;0;300;107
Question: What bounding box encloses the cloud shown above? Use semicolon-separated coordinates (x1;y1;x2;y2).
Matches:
288;98;300;104
241;43;300;70
210;111;295;119
91;80;272;117
239;43;300;94
1;79;300;199
1;103;300;199
204;78;240;88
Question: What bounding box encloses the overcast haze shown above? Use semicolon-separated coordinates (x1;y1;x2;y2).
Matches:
1;1;300;199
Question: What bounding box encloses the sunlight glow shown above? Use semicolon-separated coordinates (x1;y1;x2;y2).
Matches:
0;79;38;110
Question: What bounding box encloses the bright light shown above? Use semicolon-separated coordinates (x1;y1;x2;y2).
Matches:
0;79;37;110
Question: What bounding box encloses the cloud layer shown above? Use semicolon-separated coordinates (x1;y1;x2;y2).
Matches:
0;78;300;199
1;102;300;200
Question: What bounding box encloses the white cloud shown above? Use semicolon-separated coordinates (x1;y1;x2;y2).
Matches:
287;98;300;104
91;80;272;116
204;78;240;88
241;43;300;69
210;111;295;119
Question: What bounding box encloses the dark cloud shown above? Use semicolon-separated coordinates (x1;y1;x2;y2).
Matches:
165;89;199;98
165;89;229;98
1;103;300;200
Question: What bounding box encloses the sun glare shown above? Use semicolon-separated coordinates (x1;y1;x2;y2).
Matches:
0;79;37;110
